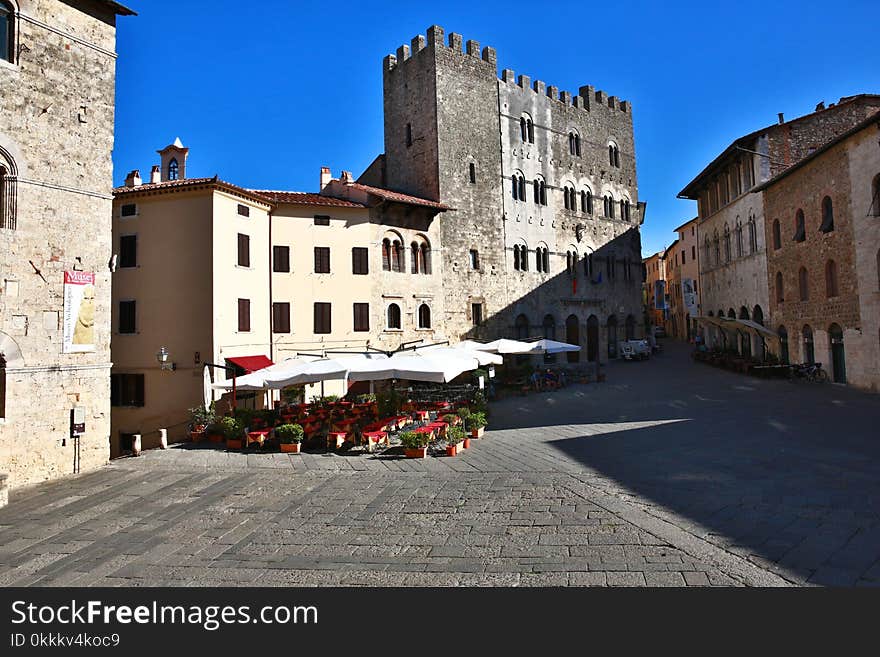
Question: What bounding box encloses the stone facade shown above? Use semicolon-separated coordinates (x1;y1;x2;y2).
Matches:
680;96;880;357
760;115;880;390
0;0;131;493
381;26;644;363
667;218;700;341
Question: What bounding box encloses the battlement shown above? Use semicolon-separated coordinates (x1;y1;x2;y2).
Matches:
383;25;630;115
500;69;631;115
384;24;498;72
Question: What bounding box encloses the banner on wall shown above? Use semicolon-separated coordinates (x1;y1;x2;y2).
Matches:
62;271;96;353
654;280;666;310
682;278;698;317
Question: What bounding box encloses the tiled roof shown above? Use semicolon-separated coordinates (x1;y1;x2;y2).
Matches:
348;183;451;210
252;191;366;208
114;177;273;205
95;0;137;15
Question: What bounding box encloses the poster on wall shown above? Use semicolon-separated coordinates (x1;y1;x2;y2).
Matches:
62;271;96;353
654;280;666;310
682;278;698;317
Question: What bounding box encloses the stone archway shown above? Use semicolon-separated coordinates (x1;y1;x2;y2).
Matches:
607;315;618;359
586;315;599;362
565;314;580;363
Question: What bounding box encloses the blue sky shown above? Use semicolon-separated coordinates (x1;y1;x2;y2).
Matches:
113;0;879;257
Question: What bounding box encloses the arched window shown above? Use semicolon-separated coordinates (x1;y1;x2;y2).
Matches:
825;259;838;297
794;209;806;242
775;272;784;303
608;142;620;168
514;243;529;272
167;158;179;181
515;314;529;340
411;241;420;274
568;132;581;156
417;303;431;329
420;241;431;274
533;177;547;205
607;315;618;358
727;309;735;319
748;218;757;253
798;266;809;301
871;173;880;216
386;303;401;330
619;199;626;220
0;1;13;63
772;219;781;250
513;244;520;271
735;221;743;257
802;325;815;364
606;193;615;218
392;239;404;272
0;153;17;231
623;199;631;221
563;186;571;210
713;231;720;266
520;115;534;143
723;225;731;262
512;173;526;201
543;314;556;341
753;305;763;326
584;251;594;278
381;238;391;271
520;117;527;142
739;306;750;321
527;118;534;143
820;195;834;233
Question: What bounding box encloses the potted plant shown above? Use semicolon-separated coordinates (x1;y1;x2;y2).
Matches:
189;404;215;434
469;411;487;439
220;416;245;450
442;413;460;427
399;431;429;459
446;426;465;456
205;420;225;443
276;423;304;453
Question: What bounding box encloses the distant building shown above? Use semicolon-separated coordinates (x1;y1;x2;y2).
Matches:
0;0;133;495
669;217;700;341
663;239;681;339
679;95;880;358
756;113;880;390
642;251;666;332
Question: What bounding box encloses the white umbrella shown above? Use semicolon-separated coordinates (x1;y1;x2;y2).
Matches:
203;365;213;409
419;344;503;366
211;356;317;391
529;339;581;354
346;351;479;383
478;338;545;355
455;340;490;351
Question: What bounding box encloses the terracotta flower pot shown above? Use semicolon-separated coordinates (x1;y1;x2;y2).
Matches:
208;433;224;443
462;438;471;449
404;447;427;459
446;444;460;457
280;442;301;453
191;430;206;443
226;438;242;450
471;427;485;439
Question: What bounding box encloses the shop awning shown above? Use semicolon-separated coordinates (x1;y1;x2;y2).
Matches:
225;355;273;373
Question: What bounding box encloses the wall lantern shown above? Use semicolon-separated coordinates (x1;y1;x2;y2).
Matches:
157;346;176;371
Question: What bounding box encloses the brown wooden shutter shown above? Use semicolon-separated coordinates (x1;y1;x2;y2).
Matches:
238;298;250;332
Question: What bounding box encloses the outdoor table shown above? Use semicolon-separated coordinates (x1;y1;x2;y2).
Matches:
332;418;358;431
426;421;448;438
413;410;430;422
413;426;437;439
362;430;389;451
327;431;347;450
247;430;270;448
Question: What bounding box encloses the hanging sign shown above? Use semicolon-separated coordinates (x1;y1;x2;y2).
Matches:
62;271;96;353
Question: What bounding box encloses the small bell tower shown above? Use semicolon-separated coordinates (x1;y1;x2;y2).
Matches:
157;137;189;182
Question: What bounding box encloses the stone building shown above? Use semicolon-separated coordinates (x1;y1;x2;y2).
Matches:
756;113;880;390
370;25;645;364
0;0;133;495
679;95;880;358
111;150;447;454
663;239;681;339
643;251;666;333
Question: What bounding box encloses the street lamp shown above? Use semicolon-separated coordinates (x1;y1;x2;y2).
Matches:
156;346;176;371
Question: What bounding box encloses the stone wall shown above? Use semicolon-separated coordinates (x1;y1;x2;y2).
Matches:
0;0;120;490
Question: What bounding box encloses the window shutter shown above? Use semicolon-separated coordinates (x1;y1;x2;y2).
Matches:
135;374;145;407
238;234;250;267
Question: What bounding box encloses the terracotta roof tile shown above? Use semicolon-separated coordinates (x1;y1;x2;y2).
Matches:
348;183;451;210
114;177;274;205
252;190;366;208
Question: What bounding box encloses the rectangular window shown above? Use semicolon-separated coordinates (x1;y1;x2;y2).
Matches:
237;204;250;217
469;249;480;270
119;235;137;268
238;298;251;332
406;123;413;147
120;203;137;217
469;163;476;184
353;303;370;332
273;245;290;273
352;247;369;275
314;247;330;273
272;302;291;333
692;245;696;260
110;373;145;407
237;233;250;267
681;249;686;265
314;302;331;334
471;303;483;326
314;215;330;226
119;300;136;334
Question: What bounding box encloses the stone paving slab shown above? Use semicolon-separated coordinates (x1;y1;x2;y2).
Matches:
1;342;878;586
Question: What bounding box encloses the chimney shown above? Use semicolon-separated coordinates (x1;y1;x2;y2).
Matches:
320;166;332;190
124;169;141;187
340;171;354;184
777;112;785;125
815;101;825;111
150;165;161;184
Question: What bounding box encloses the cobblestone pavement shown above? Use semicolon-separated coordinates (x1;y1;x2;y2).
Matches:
1;341;878;587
